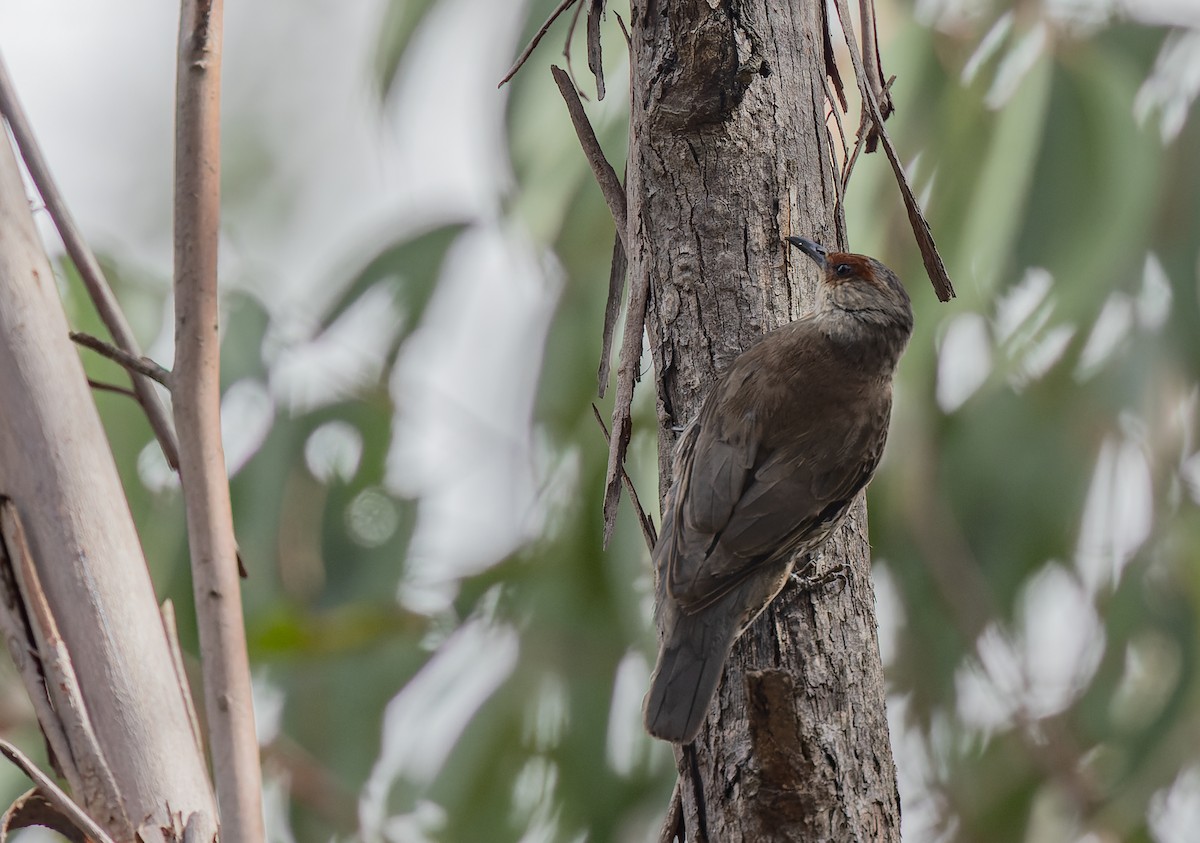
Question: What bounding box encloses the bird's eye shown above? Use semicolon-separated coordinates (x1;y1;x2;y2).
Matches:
835;263;853;277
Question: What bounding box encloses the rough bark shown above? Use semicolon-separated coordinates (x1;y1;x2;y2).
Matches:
627;0;900;839
0;123;218;842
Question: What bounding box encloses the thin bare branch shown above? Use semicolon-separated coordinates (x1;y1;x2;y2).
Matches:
174;0;264;838
0;49;181;470
832;0;956;301
614;11;632;53
498;0;581;87
86;379;139;399
550;65;627;250
592;403;656;550
820;81;849;219
70;331;172;387
820;0;848;113
0;740;117;843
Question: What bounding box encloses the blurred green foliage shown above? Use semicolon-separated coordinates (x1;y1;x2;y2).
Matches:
3;1;1199;842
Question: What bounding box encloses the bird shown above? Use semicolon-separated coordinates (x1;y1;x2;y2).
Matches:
643;235;914;744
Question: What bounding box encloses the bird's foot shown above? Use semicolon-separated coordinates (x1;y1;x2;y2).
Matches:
790;559;849;595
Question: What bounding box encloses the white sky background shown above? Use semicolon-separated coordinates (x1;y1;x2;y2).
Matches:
0;0;507;301
0;0;551;603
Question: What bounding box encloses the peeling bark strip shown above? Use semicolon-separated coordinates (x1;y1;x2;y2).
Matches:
628;0;900;839
587;0;607;100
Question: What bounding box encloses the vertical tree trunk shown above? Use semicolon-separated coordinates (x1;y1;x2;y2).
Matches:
0;129;218;841
627;0;901;838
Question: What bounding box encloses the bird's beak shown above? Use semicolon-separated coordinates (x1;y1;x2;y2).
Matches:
787;236;827;269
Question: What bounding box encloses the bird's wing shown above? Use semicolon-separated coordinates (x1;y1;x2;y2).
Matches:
719;434;883;557
680;396;759;535
664;391;889;613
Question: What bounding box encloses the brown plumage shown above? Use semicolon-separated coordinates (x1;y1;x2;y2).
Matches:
643;236;914;744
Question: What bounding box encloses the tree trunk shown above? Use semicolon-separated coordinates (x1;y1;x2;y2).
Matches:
627;0;901;839
0;128;218;842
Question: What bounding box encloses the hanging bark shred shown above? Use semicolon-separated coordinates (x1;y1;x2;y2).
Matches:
597;232;626;396
820;0;847;113
601;266;648;546
832;0;956;301
857;0;894;152
587;0;606;100
552;56;645;538
0;788;87;843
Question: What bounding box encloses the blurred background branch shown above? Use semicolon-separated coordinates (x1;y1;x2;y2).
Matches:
0;0;1197;841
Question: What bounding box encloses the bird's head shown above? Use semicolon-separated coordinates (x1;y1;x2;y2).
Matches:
787;236;914;364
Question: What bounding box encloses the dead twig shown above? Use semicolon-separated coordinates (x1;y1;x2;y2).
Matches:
70;332;172;387
174;0;264;838
0;49;181;469
592;404;656;550
550;65;627;250
831;0;956;301
0;740;117;843
499;0;581;87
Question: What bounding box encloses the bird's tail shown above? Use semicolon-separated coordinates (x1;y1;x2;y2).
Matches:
643;610;739;743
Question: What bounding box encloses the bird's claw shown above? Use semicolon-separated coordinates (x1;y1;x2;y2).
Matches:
790;561;849;595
